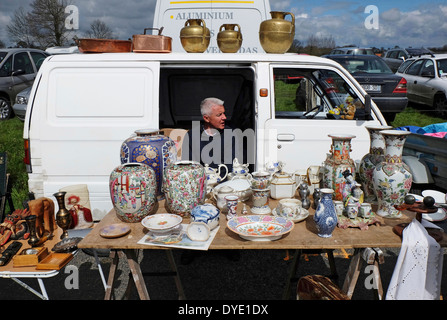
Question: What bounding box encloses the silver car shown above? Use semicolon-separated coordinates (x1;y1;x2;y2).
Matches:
396;53;447;116
0;48;49;120
12;86;31;121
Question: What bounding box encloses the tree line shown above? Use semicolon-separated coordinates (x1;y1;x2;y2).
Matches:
2;0;115;49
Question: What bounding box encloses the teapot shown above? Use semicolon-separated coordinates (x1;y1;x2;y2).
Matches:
231;158;249;176
212;185;236;211
270;171;298;199
204;164;228;193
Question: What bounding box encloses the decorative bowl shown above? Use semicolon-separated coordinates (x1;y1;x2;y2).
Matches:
227;215;294;241
190;203;220;230
141;213;183;235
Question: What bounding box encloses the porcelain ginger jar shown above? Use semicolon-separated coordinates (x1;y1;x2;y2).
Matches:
270;171;298;199
163;160;206;217
120;129;177;196
109;163;158;223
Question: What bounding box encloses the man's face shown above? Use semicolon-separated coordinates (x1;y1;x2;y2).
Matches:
204;104;226;130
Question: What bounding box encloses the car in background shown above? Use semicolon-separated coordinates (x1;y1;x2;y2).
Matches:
329;47;375;55
324;54;408;122
0;48;50;120
383;47;434;72
12;86;31;121
396;54;447;117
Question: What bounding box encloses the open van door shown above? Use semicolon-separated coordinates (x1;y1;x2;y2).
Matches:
24;58;160;220
153;0;271;53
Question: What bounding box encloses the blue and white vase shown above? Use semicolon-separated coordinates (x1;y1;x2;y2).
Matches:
313;188;337;238
120;129;177;196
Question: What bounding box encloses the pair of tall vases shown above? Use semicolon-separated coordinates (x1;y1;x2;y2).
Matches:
359;126;412;219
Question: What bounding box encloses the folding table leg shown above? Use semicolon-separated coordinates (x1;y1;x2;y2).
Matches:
342;248;362;298
125;249;150;300
282;249;302;300
165;250;186;300
104;249;120;300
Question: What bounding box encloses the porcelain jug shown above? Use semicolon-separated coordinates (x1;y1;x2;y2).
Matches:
205;163;228;193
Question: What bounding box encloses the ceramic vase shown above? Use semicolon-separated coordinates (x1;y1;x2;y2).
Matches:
313;188;337;238
358;125;392;202
163;160;206;217
120;129;177;196
372;130;412;218
109;163;158;223
322;134;356;201
251;188;271;214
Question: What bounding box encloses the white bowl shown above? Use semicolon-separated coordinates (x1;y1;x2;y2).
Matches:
213;178;252;201
141;213;182;235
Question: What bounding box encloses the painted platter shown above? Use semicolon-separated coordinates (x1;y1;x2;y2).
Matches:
99;224;131;239
227;215;294;241
141;213;183;234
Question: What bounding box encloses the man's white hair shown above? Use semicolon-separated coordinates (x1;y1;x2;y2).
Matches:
200;97;224;116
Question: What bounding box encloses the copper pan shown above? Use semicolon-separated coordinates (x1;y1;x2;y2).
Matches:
132;28;172;53
73;36;132;53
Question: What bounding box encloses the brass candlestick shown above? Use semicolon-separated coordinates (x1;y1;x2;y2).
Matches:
53;192;72;239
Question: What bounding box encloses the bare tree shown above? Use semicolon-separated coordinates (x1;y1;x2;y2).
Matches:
7;7;35;47
28;0;71;47
84;19;116;39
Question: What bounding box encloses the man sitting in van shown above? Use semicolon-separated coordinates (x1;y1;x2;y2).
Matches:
182;97;239;174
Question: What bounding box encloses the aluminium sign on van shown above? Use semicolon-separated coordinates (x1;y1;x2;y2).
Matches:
153;0;271;53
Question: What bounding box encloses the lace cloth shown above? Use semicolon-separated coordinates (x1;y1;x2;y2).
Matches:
386;218;444;300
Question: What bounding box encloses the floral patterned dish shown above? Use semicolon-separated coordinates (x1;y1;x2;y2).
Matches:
227;215;294;241
141;213;183;234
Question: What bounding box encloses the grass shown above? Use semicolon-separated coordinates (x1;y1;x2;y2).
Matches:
1;103;445;215
0;117;28;211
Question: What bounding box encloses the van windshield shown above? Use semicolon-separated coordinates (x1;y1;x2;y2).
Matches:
274;67;367;120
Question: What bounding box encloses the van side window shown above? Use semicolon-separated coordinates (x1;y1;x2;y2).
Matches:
274;68;366;120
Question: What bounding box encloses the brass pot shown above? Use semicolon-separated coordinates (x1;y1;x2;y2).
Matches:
180;19;210;53
217;24;243;53
259;11;295;54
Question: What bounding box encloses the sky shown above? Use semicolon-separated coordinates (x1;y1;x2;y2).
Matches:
0;0;446;49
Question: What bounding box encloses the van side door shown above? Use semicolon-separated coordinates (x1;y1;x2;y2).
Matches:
263;64;382;174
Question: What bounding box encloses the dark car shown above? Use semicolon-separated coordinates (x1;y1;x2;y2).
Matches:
383;47;434;73
0;48;50;120
324;54;408;122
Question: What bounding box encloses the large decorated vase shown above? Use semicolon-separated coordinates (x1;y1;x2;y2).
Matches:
163;160;207;217
120;129;177;196
372;130;412;218
109;163;158;223
322;134;356;201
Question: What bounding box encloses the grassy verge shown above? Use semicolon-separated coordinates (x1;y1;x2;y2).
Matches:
0;118;28;211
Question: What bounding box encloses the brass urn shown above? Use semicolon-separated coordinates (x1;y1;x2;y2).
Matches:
180;19;210;53
217;24;243;53
259;11;295;54
53;191;72;239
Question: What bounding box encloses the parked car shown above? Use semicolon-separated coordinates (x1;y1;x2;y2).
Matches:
0;48;50;120
324;54;408;122
383;47;434;72
12;86;31;121
396;53;447;116
329;47;375;55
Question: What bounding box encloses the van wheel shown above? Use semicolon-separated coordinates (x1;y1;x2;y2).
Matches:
0;97;13;120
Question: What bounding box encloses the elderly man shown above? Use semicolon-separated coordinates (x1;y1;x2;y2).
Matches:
183;97;237;173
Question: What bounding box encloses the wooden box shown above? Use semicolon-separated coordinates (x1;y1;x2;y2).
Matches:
13;247;49;267
36;253;73;270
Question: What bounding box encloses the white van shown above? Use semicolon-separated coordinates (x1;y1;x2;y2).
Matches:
153;0;271;53
23;52;386;220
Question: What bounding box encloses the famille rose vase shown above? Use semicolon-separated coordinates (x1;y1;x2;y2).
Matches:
372;130;412;218
120;129;177;196
322;134;356;201
163;160;206;217
109;163;158;223
358;125;392;203
313;188;337;238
